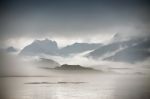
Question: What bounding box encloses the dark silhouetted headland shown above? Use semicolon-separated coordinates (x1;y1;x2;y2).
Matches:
55;64;99;71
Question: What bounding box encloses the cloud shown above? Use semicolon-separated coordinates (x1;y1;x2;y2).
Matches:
0;0;150;43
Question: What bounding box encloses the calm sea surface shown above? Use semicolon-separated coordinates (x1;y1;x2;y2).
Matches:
1;73;150;99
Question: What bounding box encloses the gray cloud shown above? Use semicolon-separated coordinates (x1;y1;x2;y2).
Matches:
0;0;150;42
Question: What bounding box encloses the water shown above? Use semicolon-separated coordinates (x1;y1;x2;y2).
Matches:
1;73;150;99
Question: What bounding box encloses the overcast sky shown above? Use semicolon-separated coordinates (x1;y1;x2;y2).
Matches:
0;0;150;48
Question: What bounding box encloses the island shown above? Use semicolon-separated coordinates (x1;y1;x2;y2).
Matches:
54;64;100;72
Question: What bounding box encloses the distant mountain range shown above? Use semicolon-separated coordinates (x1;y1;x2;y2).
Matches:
59;43;101;56
87;36;150;63
104;38;150;63
18;35;150;63
19;39;102;56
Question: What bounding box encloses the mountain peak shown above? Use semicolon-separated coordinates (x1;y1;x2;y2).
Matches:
19;39;58;56
33;39;56;44
31;39;58;47
5;46;18;53
19;39;102;56
111;33;123;42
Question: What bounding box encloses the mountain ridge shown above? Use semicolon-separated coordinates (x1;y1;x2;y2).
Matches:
88;36;150;63
19;39;102;56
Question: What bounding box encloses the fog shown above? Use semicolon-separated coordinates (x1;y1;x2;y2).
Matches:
1;49;150;77
0;0;150;99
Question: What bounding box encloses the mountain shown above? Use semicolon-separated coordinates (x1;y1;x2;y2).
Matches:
59;43;102;56
55;64;97;71
88;37;150;63
104;39;150;63
6;47;18;53
19;36;150;63
19;39;59;56
19;39;102;56
87;41;129;59
111;33;123;43
0;46;18;53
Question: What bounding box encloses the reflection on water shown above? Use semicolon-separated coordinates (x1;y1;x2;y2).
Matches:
25;81;86;84
1;73;150;99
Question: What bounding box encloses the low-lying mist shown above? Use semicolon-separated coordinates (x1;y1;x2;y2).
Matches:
1;49;150;76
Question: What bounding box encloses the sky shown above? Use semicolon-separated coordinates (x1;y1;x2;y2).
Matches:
0;0;150;48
